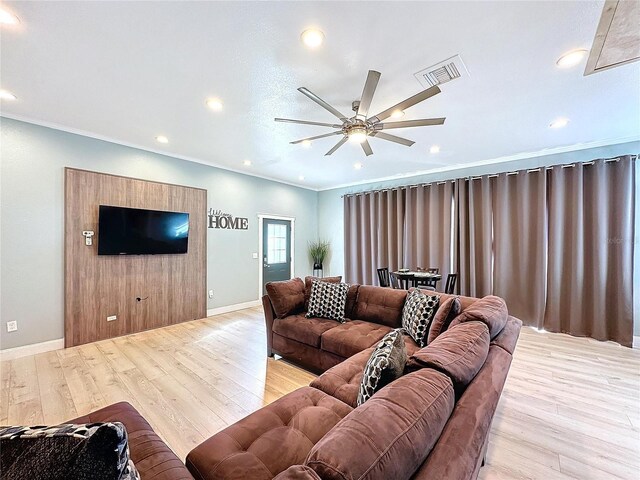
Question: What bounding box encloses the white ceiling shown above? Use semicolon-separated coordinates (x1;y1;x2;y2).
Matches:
1;1;638;190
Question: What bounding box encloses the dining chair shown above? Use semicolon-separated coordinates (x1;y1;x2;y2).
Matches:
444;273;458;294
427;267;440;274
377;267;390;288
389;272;401;289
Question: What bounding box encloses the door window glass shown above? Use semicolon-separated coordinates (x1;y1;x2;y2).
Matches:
267;224;287;264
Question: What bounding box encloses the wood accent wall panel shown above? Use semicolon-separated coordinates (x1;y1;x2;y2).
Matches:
64;168;207;347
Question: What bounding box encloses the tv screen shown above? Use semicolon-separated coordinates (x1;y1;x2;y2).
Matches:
98;205;189;255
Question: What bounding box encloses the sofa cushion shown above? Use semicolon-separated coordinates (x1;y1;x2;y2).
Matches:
69;402;192;480
304;276;342;310
450;295;508;340
306;281;349;323
408;321;490;393
402;289;439;347
427;296;462;344
273;315;340;348
344;284;360;319
266;278;306;319
357;329;407;406
321;320;392;358
306;369;455;480
186;387;352;480
351;285;407;328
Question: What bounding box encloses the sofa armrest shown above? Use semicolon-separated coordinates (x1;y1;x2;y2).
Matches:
262;294;276;356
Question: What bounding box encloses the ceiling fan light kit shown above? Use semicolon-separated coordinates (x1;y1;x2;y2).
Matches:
275;70;446;156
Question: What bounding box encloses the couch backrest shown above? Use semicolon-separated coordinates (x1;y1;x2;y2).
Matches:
306;368;455;480
350;285;408;327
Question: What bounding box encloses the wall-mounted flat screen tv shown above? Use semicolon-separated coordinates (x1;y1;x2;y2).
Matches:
98;205;189;255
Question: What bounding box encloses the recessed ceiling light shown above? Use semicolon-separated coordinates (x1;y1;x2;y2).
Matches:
301;28;325;49
301;140;312;148
429;145;440;154
298;175;305;181
206;97;223;111
391;110;405;119
354;162;363;170
556;49;588;68
0;89;17;100
0;8;20;25
155;135;169;144
549;118;569;128
243;160;252;166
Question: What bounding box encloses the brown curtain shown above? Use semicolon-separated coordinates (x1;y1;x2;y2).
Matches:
343;188;405;285
455;176;494;298
544;157;635;347
493;170;548;328
403;182;454;278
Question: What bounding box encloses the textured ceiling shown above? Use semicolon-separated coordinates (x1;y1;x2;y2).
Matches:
1;1;638;190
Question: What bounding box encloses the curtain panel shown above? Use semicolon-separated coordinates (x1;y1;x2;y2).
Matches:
544;157;635;347
404;182;455;280
492;170;548;328
343;188;405;284
455;176;494;298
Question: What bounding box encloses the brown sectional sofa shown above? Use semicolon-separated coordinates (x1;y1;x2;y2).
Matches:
185;279;522;480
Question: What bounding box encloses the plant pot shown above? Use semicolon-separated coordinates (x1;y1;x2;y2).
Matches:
313;263;323;271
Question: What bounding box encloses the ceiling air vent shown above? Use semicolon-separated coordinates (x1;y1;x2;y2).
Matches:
414;54;469;89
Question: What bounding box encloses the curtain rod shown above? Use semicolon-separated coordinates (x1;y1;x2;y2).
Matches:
341;155;635;198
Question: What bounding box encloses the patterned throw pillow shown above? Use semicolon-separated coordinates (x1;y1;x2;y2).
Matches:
0;422;140;480
402;289;440;347
357;329;407;406
306;281;349;323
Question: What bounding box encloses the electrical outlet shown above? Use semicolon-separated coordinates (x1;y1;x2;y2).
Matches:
208;290;214;299
252;252;258;259
6;321;17;332
107;315;117;322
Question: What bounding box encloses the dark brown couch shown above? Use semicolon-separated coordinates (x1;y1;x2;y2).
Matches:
186;279;522;480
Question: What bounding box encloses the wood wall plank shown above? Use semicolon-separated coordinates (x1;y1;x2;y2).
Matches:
64;168;207;346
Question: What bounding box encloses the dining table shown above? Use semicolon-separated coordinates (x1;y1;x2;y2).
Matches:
392;270;442;290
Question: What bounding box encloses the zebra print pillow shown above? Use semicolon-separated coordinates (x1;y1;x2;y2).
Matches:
357;329;407;406
0;422;140;480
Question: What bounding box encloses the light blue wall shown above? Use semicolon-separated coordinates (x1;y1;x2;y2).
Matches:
0;118;318;349
318;141;640;335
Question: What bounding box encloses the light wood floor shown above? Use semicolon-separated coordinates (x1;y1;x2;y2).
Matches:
1;308;639;479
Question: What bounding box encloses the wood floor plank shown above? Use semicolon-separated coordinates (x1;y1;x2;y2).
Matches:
34;351;78;423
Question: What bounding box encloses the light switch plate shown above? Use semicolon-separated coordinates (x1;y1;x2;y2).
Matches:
6;321;17;332
252;252;258;259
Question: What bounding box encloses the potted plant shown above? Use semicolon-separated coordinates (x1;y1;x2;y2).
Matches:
308;240;330;272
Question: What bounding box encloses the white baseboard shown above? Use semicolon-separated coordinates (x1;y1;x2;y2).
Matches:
0;338;65;361
207;299;261;317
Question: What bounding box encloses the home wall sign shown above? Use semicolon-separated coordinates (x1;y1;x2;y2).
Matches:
208;208;249;230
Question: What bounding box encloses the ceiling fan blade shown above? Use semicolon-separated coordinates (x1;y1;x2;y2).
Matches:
368;85;441;123
361;139;373;156
370;131;415;146
325;136;348;156
275;118;343;128
378;118;446;129
298;87;348;121
356;70;381;121
290;131;343;144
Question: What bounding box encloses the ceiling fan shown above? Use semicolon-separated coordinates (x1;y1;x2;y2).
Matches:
275;70;445;156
